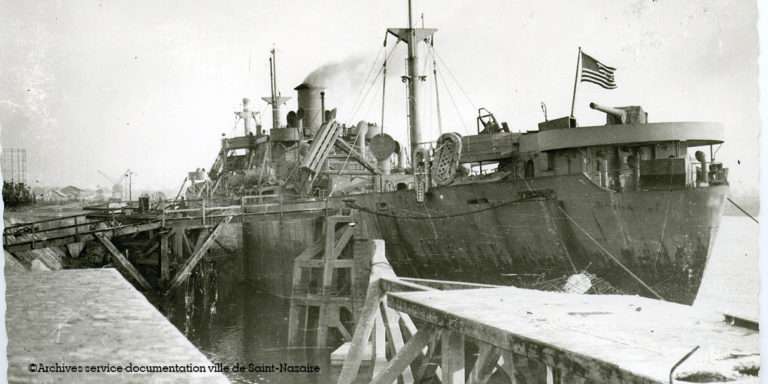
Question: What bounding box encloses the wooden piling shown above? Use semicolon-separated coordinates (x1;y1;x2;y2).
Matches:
160;231;170;284
441;331;465;384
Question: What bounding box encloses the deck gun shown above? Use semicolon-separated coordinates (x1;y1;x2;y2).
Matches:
590;102;647;125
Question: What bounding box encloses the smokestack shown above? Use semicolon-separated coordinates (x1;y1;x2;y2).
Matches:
294;83;325;134
320;91;326;124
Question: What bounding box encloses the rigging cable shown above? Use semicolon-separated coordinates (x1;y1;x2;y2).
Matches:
518;179;662;299
344;46;385;122
727;197;759;224
431;38;443;135
381;35;388;135
334;44;401;181
349;41;400;123
432;45;469;133
554;204;665;300
432;47;477;112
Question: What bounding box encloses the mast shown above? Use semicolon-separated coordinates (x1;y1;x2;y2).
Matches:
262;48;291;130
387;0;436;165
269;49;279;130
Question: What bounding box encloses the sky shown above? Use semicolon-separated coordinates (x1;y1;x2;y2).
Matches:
0;0;760;196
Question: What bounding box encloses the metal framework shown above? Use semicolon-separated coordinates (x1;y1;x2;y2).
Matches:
2;148;27;184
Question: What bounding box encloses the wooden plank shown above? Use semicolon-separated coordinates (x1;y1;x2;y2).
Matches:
193;227;209;252
399;313;418;341
372;312;388;377
379;277;436;293
95;234;152;291
334;318;353;341
164;216;232;294
332;224;355;259
399;277;502;290
380;301;414;384
370;326;436;384
294;240;324;262
296;259;355;268
5;221;163;252
441;331;465;384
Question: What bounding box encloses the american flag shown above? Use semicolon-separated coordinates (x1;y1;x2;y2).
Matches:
580;52;616;89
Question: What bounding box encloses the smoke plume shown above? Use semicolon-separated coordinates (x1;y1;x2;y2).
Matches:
303;55;370;87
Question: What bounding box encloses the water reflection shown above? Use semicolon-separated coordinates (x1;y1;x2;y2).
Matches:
154;260;333;384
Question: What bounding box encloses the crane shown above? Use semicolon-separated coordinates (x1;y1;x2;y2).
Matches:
97;170;127;201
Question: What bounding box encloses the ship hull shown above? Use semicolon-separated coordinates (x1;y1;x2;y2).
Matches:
243;174;727;304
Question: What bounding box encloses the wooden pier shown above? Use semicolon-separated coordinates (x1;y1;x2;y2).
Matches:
336;240;760;384
7;268;229;383
3;204;238;293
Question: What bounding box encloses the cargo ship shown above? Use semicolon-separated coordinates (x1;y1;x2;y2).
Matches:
180;4;729;304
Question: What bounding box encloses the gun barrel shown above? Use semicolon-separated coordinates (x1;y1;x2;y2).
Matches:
589;102;626;123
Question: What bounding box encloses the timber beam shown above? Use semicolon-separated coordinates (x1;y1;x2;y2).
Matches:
95;234;152;291
5;221;163;252
164;216;233;294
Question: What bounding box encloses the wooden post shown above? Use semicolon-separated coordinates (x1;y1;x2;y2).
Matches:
287;302;302;346
442;331;465;384
317;305;330;348
173;227;184;262
372;311;388;376
322;217;337;295
160;231;170;284
545;365;562;384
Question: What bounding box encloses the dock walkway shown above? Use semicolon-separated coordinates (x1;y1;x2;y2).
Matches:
388;287;759;383
7;269;229;383
336;240;759;384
